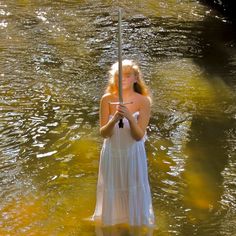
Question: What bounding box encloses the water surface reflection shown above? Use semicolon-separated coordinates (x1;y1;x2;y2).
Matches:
0;0;236;235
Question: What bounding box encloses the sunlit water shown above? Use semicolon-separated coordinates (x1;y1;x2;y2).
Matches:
0;1;236;235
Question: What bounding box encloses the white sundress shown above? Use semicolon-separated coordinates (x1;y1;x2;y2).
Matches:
91;111;155;226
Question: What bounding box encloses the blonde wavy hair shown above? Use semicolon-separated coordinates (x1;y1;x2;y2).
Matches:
106;59;152;101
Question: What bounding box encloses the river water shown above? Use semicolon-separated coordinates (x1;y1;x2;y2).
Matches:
0;1;235;235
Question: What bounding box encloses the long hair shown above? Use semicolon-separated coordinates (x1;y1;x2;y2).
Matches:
105;59;152;102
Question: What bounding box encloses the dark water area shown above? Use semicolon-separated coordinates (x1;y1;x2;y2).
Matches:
0;1;236;235
200;0;236;22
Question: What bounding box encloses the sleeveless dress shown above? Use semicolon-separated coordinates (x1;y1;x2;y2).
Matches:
91;111;155;226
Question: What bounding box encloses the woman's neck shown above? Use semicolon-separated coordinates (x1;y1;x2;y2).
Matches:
121;89;136;101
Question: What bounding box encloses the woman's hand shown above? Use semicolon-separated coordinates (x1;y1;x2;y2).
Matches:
111;110;123;123
116;104;133;121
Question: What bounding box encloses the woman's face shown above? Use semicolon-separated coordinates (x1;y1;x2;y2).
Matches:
115;68;136;91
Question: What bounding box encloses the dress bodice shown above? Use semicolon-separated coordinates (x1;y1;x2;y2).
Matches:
106;111;147;149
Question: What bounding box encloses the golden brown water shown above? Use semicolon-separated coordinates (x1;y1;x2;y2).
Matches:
0;1;236;235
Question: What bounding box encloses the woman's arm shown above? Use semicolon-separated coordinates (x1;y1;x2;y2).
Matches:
99;94;122;138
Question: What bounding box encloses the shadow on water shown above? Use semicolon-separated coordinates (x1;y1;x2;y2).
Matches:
181;11;236;236
199;0;236;23
180;115;230;235
193;14;236;87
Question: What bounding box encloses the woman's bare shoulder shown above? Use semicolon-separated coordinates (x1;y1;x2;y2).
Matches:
135;93;151;106
101;93;115;102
